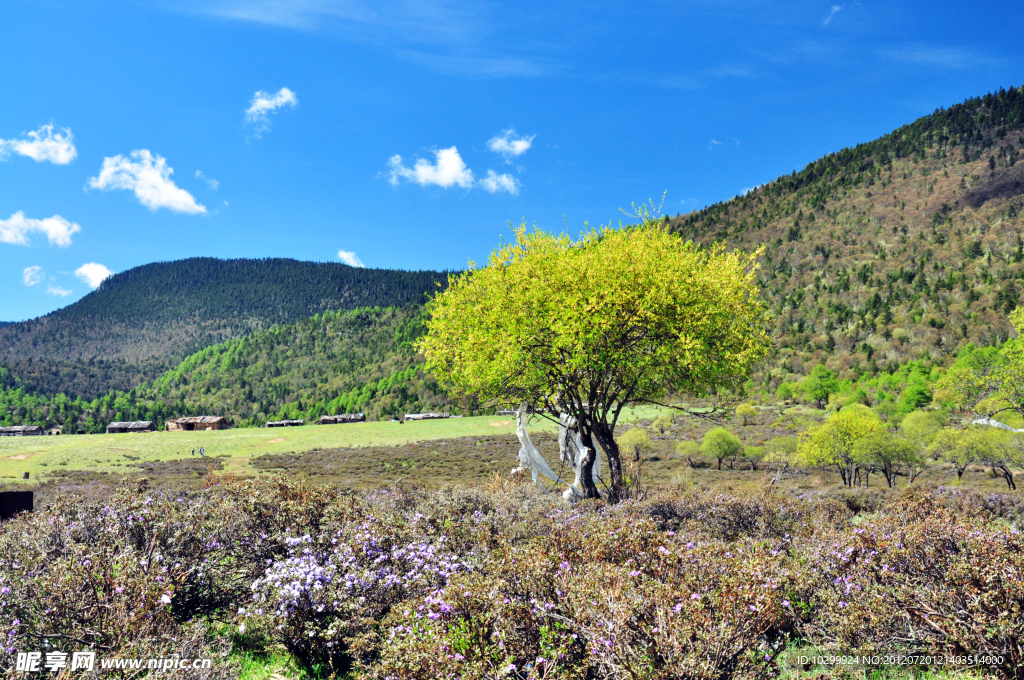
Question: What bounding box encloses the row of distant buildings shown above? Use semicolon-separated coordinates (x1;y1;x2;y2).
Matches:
0;411;457;436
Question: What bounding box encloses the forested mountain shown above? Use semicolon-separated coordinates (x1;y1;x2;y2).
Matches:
0;258;449;398
0;306;447;432
672;84;1024;388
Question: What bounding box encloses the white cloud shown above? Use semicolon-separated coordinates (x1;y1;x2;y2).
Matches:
708;139;723;150
0;211;81;247
196;170;219;190
0;124;77;165
487;129;535;159
75;263;113;289
88;150;206;214
337;250;365;267
388;147;475;188
245;88;298;136
823;5;843;25
480;170;520;195
23;266;44;287
47;286;72;297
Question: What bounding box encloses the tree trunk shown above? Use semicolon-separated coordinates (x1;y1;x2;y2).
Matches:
995;463;1016;491
590;426;624;502
718;457;723;470
576;435;601;499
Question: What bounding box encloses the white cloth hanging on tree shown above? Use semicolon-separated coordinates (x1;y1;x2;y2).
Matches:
513;402;564;485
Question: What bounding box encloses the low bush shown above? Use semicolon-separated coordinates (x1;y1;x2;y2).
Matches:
2;477;1022;678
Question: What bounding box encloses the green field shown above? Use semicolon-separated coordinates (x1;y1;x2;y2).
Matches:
0;415;563;482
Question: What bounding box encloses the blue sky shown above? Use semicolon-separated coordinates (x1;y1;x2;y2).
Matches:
2;0;1022;321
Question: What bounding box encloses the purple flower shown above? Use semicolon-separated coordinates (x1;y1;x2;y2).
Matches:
691;593;700;600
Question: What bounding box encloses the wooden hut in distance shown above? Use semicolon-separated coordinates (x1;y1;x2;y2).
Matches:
166;416;229;431
318;414;365;424
106;421;156;434
0;425;44;437
266;419;304;428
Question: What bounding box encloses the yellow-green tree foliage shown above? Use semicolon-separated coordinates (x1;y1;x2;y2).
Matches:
652;415;674;434
927;427;1011;480
796;404;884;487
617;427;654;462
701;427;744;470
851;431;922;488
418;220;772;498
898;410;945;446
940;308;1024;419
735;403;757;425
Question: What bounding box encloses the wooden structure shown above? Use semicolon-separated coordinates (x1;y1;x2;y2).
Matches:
0;425;44;437
106;421;157;434
266;419;304;428
47;426;62;436
0;491;33;520
318;413;365;425
403;412;450;421
166;416;229;432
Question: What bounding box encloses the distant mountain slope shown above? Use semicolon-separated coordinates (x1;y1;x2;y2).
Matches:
0;258;449;398
0;306;447;432
671;85;1024;386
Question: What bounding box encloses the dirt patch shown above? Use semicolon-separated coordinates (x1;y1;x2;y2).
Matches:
7;455;29;460
132;458;224;477
489;420;513;427
267;437;286;443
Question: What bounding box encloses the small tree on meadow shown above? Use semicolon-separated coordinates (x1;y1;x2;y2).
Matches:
652;415;674;434
618;427;654;462
675;440;701;468
851;431;922;488
927;427;998;482
735;403;757;426
702;427;744;470
796;404;884;486
742;445;765;470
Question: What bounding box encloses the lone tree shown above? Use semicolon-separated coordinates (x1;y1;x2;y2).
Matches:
418;214;772;500
702;427;744;470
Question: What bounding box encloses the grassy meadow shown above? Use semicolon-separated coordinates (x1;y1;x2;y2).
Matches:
0;414;558;482
4;403;1020;503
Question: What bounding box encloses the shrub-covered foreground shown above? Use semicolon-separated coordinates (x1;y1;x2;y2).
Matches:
1;478;1022;679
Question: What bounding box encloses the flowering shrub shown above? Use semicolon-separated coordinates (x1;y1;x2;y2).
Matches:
369;506;801;679
247;516;474;670
2;476;1023;679
792;493;1024;676
0;480;237;677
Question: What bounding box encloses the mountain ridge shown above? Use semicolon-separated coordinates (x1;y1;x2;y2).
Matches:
671;84;1024;389
0;258;450;398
